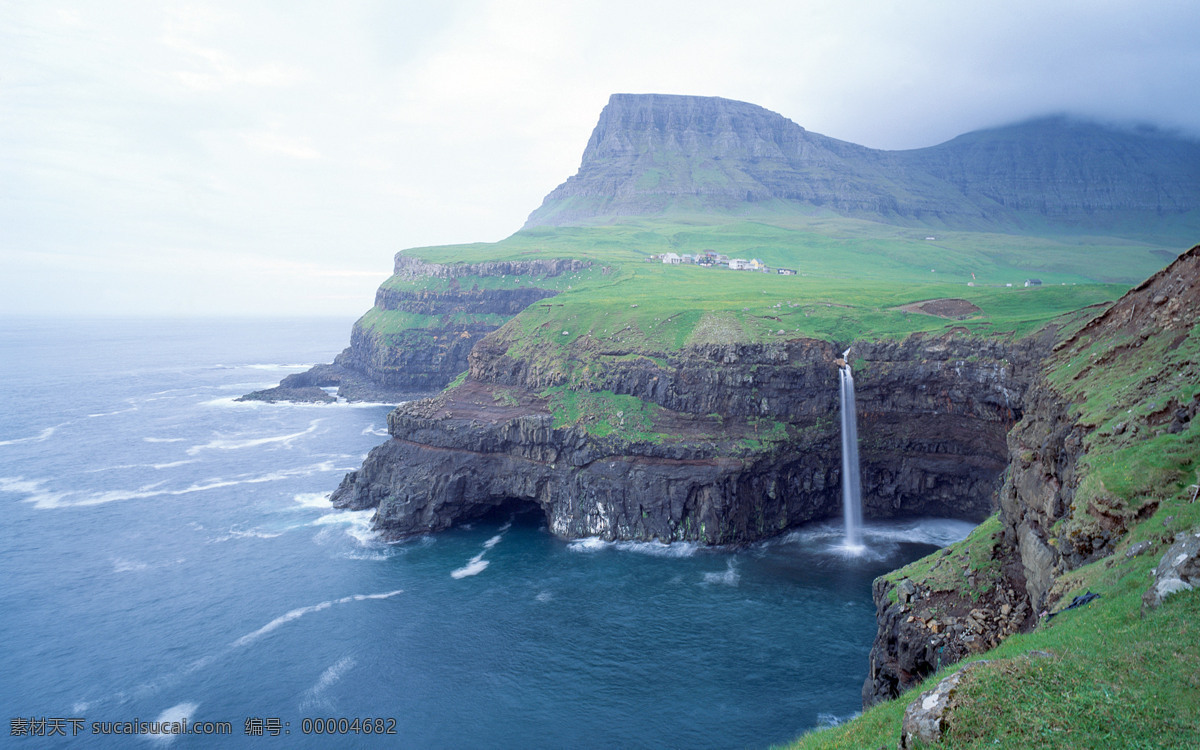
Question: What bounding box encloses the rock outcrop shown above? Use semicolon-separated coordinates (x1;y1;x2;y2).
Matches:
862;245;1200;707
243;256;592;402
1143;529;1200;610
862;530;1033;708
331;331;1039;543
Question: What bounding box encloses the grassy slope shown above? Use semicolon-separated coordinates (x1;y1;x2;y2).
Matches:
358;215;1182;438
787;294;1200;749
365;215;1162;350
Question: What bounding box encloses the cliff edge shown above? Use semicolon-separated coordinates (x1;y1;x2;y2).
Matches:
859;245;1200;716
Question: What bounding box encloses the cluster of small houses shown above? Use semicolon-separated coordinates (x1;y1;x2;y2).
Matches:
650;251;1048;287
649;251;797;275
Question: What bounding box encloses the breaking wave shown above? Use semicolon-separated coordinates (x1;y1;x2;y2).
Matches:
186;420;323;455
450;554;489;579
0;426;58;447
701;559;740;586
299;656;357;711
4;463;353;509
233;590;403;648
567;537;700;557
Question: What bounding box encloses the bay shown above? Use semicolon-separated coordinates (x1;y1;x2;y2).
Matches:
0;317;971;748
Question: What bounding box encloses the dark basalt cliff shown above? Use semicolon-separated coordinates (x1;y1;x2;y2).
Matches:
862;245;1200;708
331;330;1043;543
241;256;590;402
526;94;1200;236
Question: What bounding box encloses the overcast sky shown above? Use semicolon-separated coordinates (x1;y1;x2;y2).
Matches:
3;1;1199;317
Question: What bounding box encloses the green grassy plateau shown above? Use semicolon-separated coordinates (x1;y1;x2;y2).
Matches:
362;216;1172;431
365;215;1172;357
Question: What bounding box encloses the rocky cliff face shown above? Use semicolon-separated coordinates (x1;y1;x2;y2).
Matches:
526;94;1200;236
861;245;1200;708
241;256;591;402
331;330;1041;543
999;245;1200;609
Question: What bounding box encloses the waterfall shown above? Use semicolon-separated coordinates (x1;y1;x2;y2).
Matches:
839;352;865;551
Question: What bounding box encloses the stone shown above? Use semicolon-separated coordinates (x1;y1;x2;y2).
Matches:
1142;530;1200;610
1125;540;1152;559
900;662;989;748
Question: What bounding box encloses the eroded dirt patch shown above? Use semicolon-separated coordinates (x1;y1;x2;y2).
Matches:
898;298;983;319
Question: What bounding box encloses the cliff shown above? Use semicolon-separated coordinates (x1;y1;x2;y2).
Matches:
240;256;592;402
526;94;1200;238
331;330;1043;543
249;94;1195;405
860;245;1200;711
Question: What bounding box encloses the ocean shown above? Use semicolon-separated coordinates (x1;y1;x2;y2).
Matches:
0;317;974;748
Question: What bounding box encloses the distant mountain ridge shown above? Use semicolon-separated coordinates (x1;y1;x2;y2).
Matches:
525;94;1200;238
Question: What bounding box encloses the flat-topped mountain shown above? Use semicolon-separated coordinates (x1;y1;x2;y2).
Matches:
526;94;1200;237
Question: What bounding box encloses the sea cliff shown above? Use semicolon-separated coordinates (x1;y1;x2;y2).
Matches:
860;245;1200;712
240;256;592;402
331;330;1040;543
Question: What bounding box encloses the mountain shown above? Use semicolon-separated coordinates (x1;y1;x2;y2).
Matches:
525;94;1200;238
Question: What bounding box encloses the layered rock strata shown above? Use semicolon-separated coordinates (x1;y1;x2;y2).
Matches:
242;256;591;402
862;245;1200;707
332;331;1040;543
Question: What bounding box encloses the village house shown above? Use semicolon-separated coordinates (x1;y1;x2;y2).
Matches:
661;252;681;264
1024;278;1043;287
777;268;796;275
728;258;751;270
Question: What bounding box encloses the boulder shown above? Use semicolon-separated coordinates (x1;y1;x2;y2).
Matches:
900;662;988;748
1142;529;1200;610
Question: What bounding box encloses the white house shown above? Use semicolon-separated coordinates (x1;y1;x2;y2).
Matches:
728;258;751;270
662;252;681;264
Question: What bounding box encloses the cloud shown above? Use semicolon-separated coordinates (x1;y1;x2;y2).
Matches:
2;0;1198;316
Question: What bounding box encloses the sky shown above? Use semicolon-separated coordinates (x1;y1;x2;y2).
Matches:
3;1;1199;317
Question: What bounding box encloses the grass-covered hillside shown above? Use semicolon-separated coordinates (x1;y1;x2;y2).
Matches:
787;248;1200;749
364;215;1169;349
341;214;1187;446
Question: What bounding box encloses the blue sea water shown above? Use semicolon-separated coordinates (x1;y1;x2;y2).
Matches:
0;317;975;748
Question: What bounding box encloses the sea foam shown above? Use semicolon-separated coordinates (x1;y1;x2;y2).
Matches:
451;554;489;579
0;426;58;447
145;702;199;745
234;590;403;648
567;537;699;557
299;656;357;711
701;559;740;586
186;420;323;455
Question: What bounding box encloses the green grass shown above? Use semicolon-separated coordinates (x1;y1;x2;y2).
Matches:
883;514;1005;606
787;262;1200;748
541;386;666;443
402;215;1182;287
356;306;512;337
491;263;1124;390
373;217;1171;368
788;544;1200;749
